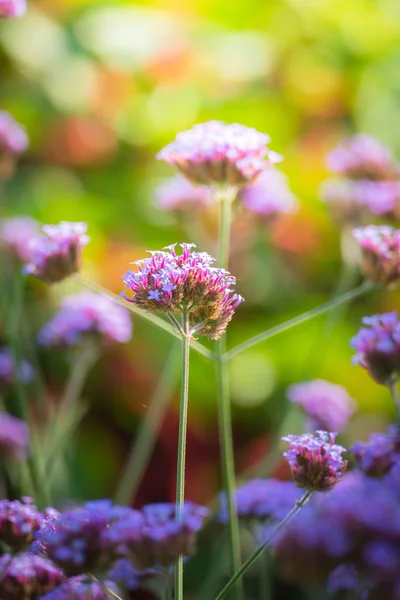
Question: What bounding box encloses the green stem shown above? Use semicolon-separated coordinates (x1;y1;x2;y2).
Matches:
259;552;272;600
114;342;181;505
174;312;191;600
224;280;375;362
389;381;400;424
214;492;311;600
74;274;214;361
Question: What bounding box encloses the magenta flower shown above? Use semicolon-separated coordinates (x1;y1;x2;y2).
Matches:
0;111;28;179
352;225;400;285
0;347;33;388
351;312;400;385
287;380;356;433
239;169;298;217
122;243;244;340
0;217;40;262
40;576;121;600
38;292;132;348
157;121;281;187
0;553;63;599
327;134;398;180
283;431;347;493
154;175;212;211
0;412;29;460
24;221;89;283
0;498;42;552
0;0;26;18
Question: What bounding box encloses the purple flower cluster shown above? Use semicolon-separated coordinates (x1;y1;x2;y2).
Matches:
0;498;42;552
0;412;29;459
0;347;33;388
0;0;26;18
353;225;400;285
40;576;120;600
106;559;146;592
351;426;400;477
24;222;89;283
155;175;213;211
287;379;356;433
0;553;63;599
350;312;400;385
0;111;28;180
327;135;398;181
122;243;244;340
38;292;132;348
0;217;40;262
157;121;281;187
283;431;347;493
238;169;298;217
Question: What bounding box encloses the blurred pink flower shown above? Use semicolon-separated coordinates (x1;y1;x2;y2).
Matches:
0;216;40;262
154;175;212;211
0;0;26;19
0;412;29;460
327;134;398;180
239;168;298;217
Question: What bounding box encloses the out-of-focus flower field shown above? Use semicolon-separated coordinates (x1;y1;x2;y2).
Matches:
2;0;400;598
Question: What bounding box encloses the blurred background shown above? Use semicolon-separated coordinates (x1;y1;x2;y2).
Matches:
1;0;400;597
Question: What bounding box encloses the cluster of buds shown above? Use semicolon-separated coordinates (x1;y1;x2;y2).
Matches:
283;431;347;493
157;121;281;187
122;243;244;340
351;426;400;477
353;225;400;286
24;222;89;283
0;498;42;552
0;0;26;19
0;111;28;180
0;553;63;600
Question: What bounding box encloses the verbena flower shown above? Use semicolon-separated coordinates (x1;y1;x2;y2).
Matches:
0;0;26;18
0;498;42;552
0;111;28;179
0;552;63;599
106;559;148;592
40;576;121;600
154;175;212;211
327;134;398;181
157;121;281;187
282;431;347;493
287;380;356;433
351;426;400;477
122;243;244;340
238;169;298;217
38;292;132;348
350;312;400;385
0;217;40;262
0;412;29;459
353;225;400;286
24;222;89;283
0;347;33;388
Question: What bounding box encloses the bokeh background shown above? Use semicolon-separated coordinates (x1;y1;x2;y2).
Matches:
1;0;400;597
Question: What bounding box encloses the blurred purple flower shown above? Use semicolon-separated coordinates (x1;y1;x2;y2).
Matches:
38;292;132;348
282;431;347;493
0;347;33;388
327;134;398;180
157;121;282;187
239;169;298;217
106;559;147;592
350;311;400;385
0;498;42;552
0;111;28;179
0;217;40;262
40;576;120;600
353;225;400;286
0;552;63;599
0;412;29;459
24;222;89;283
287;379;356;433
0;0;26;18
326;564;363;597
154;175;212;211
122;243;244;340
351;426;400;477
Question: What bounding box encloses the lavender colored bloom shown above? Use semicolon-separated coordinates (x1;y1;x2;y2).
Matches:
239;169;298;217
106;559;144;592
0;0;26;18
40;576;120;600
282;431;347;493
0;347;33;388
287;380;356;433
326;564;362;597
0;111;28;180
0;412;29;459
350;311;400;385
122;243;244;340
351;426;400;477
154;175;212;211
38;292;132;348
157;121;282;187
0;217;40;262
24;222;89;284
0;553;63;599
353;225;400;286
327;134;398;180
0;498;42;551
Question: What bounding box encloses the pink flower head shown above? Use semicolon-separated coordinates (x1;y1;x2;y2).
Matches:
350;312;400;385
24;221;89;283
282;431;347;493
287;380;356;433
0;498;42;551
122;243;244;340
0;553;63;599
352;225;400;286
154;175;212;211
0;412;29;460
157;121;282;187
239;168;298;217
0;216;40;262
39;292;133;347
327;134;398;181
0;111;28;179
0;0;26;18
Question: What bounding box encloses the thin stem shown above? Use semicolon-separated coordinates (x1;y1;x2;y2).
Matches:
259;552;272;600
75;274;214;361
214;492;312;600
174;312;191;600
61;343;99;410
224;280;375;362
217;186;235;267
114;342;181;505
389;381;400;424
104;586;124;600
